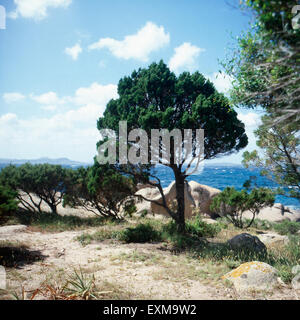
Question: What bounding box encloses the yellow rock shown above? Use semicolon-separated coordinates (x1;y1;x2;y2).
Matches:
222;261;279;293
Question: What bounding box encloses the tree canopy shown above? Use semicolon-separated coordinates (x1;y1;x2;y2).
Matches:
243;115;300;201
222;1;300;203
0;163;72;214
97;60;248;231
63;163;136;219
223;0;300;125
210;186;275;228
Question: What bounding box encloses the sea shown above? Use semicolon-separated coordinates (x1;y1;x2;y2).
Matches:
151;164;300;211
1;163;299;210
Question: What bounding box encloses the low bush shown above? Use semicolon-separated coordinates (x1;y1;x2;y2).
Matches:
76;229;121;246
118;223;162;243
161;216;222;249
162;216;221;238
273;220;300;235
186;215;222;238
210;187;275;229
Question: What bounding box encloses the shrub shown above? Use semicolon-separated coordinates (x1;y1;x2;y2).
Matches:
249;219;273;231
63;163;136;219
118;223;161;243
161;216;222;250
273;220;300;235
210;187;275;229
76;229;121;246
162;216;220;239
186;215;221;238
0;163;72;214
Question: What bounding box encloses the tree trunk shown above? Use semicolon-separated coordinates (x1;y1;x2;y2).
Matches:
48;202;57;214
174;168;185;233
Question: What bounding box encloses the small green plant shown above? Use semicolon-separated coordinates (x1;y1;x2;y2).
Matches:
250;219;273;231
162;216;221;238
160;217;222;250
64;269;99;300
273;220;300;235
76;229;120;246
285;235;300;262
186;215;221;238
118;223;161;243
11;269;113;300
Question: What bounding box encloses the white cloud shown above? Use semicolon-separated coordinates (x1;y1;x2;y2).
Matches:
30;91;64;105
8;0;72;21
0;113;17;124
65;43;82;60
0;83;118;162
73;83;118;106
169;42;205;73
207;72;233;94
237;112;262;127
89;22;170;61
41;105;57;111
3;92;25;103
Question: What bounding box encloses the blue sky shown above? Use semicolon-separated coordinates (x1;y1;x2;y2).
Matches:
0;0;263;163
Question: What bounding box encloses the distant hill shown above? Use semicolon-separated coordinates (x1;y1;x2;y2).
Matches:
0;157;90;167
0;158;242;168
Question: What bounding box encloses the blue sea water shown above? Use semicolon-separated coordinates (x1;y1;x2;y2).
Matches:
151;164;300;210
1;163;299;210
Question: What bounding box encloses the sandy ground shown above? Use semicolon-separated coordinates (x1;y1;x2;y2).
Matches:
0;222;298;300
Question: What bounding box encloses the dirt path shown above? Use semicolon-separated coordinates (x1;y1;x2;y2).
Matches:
0;224;236;300
0;225;297;300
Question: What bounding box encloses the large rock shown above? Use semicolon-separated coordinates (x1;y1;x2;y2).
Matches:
188;181;221;217
134;187;161;215
222;261;279;293
243;203;300;223
145;181;221;219
257;232;289;245
227;233;267;254
292;265;300;275
291;273;300;290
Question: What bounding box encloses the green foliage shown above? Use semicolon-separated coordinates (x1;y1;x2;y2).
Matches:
223;0;300;124
242;115;300;201
210;187;275;228
63;162;136;219
76;228;121;246
0;184;18;224
163;215;220;238
0;163;72;214
97;60;248;231
64;269;99;300
247;218;273;231
118;223;162;243
285;235;300;262
186;215;222;237
273;220;300;235
161;217;222;250
223;1;300;203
